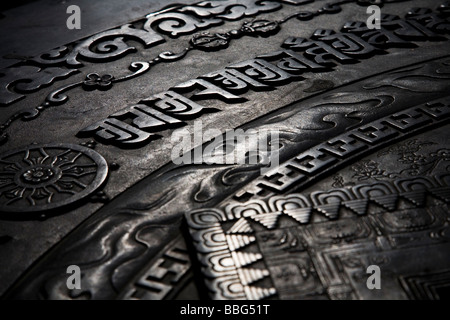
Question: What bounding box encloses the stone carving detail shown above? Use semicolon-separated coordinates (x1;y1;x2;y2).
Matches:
233;98;450;202
186;130;450;299
0;66;78;105
187;208;276;300
225;173;449;227
0;143;108;213
4;1;450;299
32;25;163;67
0;0;301;106
82;73;114;91
119;236;192;300
6;51;450;299
3;2;449;148
187;168;450;299
0;62;150;146
0;0;326;145
78;4;450;148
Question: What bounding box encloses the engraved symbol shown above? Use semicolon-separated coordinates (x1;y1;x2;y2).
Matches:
66;5;81;30
190;18;280;51
82;73;114;91
366;265;381;290
66;265;81;290
190;32;231;51
0;143;108;213
351;160;391;181
241;20;280;36
22;167;55;184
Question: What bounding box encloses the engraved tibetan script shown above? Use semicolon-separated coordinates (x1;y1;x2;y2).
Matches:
80;7;450;147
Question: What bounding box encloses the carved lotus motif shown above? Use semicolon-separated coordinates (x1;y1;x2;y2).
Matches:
351;160;388;181
21;167;55;184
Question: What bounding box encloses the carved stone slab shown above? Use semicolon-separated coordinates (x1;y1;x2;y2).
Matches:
1;0;449;299
186;120;450;299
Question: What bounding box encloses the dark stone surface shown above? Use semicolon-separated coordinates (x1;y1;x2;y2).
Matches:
0;0;449;299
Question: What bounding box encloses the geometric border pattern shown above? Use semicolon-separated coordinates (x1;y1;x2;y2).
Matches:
186;172;450;299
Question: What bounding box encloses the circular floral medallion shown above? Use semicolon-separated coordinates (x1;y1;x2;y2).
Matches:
0;143;108;213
